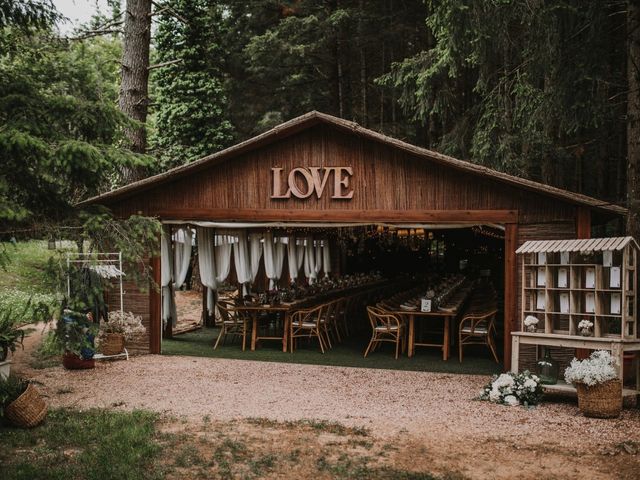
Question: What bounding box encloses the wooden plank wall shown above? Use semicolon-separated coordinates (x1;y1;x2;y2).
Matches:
109;125;575;225
106;276;152;354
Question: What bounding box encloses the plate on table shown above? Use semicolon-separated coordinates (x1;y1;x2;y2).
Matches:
438;306;455;313
400;305;418;311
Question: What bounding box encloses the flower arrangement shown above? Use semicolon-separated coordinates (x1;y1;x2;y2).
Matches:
524;315;539;332
479;371;543;407
100;311;146;340
564;350;618;386
578;319;594;336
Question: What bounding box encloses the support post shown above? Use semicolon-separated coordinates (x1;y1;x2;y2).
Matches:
504;222;518;371
511;335;520;373
149;255;161;354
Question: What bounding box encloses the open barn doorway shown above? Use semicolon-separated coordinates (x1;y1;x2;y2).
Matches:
160;223;506;375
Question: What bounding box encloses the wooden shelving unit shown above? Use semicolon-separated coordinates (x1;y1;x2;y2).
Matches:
512;237;640;397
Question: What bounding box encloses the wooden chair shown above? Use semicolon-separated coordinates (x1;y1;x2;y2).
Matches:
214;302;251;351
364;306;405;360
458;308;499;363
289;304;326;353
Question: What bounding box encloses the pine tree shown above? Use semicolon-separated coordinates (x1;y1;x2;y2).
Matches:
0;27;152;232
151;0;234;169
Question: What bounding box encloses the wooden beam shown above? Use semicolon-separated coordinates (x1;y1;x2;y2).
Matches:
503;223;518;371
154;208;518;224
149;255;161;354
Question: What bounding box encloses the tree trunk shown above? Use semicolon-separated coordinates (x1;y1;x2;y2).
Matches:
627;0;640;239
335;0;344;118
358;0;367;126
118;0;152;184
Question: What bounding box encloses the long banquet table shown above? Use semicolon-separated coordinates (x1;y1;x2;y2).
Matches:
230;280;390;352
385;285;473;360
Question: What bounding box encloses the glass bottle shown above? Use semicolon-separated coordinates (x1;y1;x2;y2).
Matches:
536;347;559;385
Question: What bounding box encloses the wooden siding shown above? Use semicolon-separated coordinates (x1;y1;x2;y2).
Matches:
107;125;576;224
106;276;152;354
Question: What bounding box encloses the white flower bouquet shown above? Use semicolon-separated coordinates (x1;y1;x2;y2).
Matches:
524;315;539;332
479;371;543;407
577;319;594;336
564;350;618;386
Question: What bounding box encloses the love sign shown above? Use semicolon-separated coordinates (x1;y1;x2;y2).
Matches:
271;166;354;200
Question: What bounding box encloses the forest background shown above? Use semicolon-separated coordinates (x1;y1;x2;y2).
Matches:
1;0;639;238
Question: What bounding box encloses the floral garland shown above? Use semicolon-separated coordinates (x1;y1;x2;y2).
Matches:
479;371;543;407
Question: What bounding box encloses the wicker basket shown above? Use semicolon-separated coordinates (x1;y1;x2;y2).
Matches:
575;379;622;418
101;333;125;356
5;383;47;428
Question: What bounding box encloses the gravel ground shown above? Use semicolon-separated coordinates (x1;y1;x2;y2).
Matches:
10;328;640;479
18;354;640;448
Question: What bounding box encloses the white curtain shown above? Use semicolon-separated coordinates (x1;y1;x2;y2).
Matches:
296;239;305;271
274;240;285;288
323;240;332;277
287;236;300;282
233;230;251;296
174;227;192;290
249;233;263;283
196;227;217;314
264;232;285;289
314;241;323;278
215;233;233;283
161;226;176;327
304;237;317;284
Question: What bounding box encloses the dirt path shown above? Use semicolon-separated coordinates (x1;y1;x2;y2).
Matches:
12;334;640;479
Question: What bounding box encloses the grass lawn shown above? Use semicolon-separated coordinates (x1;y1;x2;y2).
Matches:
0;241;59;322
0;241;56;294
163;327;502;376
0;409;446;480
0;409;165;480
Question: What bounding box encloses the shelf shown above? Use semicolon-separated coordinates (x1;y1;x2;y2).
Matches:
542;380;639;398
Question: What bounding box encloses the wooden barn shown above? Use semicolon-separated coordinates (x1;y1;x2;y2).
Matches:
81;111;626;369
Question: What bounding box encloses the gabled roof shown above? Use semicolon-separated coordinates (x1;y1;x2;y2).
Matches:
516;236;639;254
80;111;626;216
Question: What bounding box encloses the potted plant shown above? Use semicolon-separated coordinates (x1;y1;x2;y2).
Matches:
0;374;47;428
98;311;146;356
564;350;622;418
524;315;539;333
0;309;25;379
578;319;594;336
56;309;98;370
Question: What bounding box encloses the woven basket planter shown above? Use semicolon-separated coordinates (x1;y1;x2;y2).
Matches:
101;333;125;356
575;379;622;418
5;383;47;428
62;352;95;370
